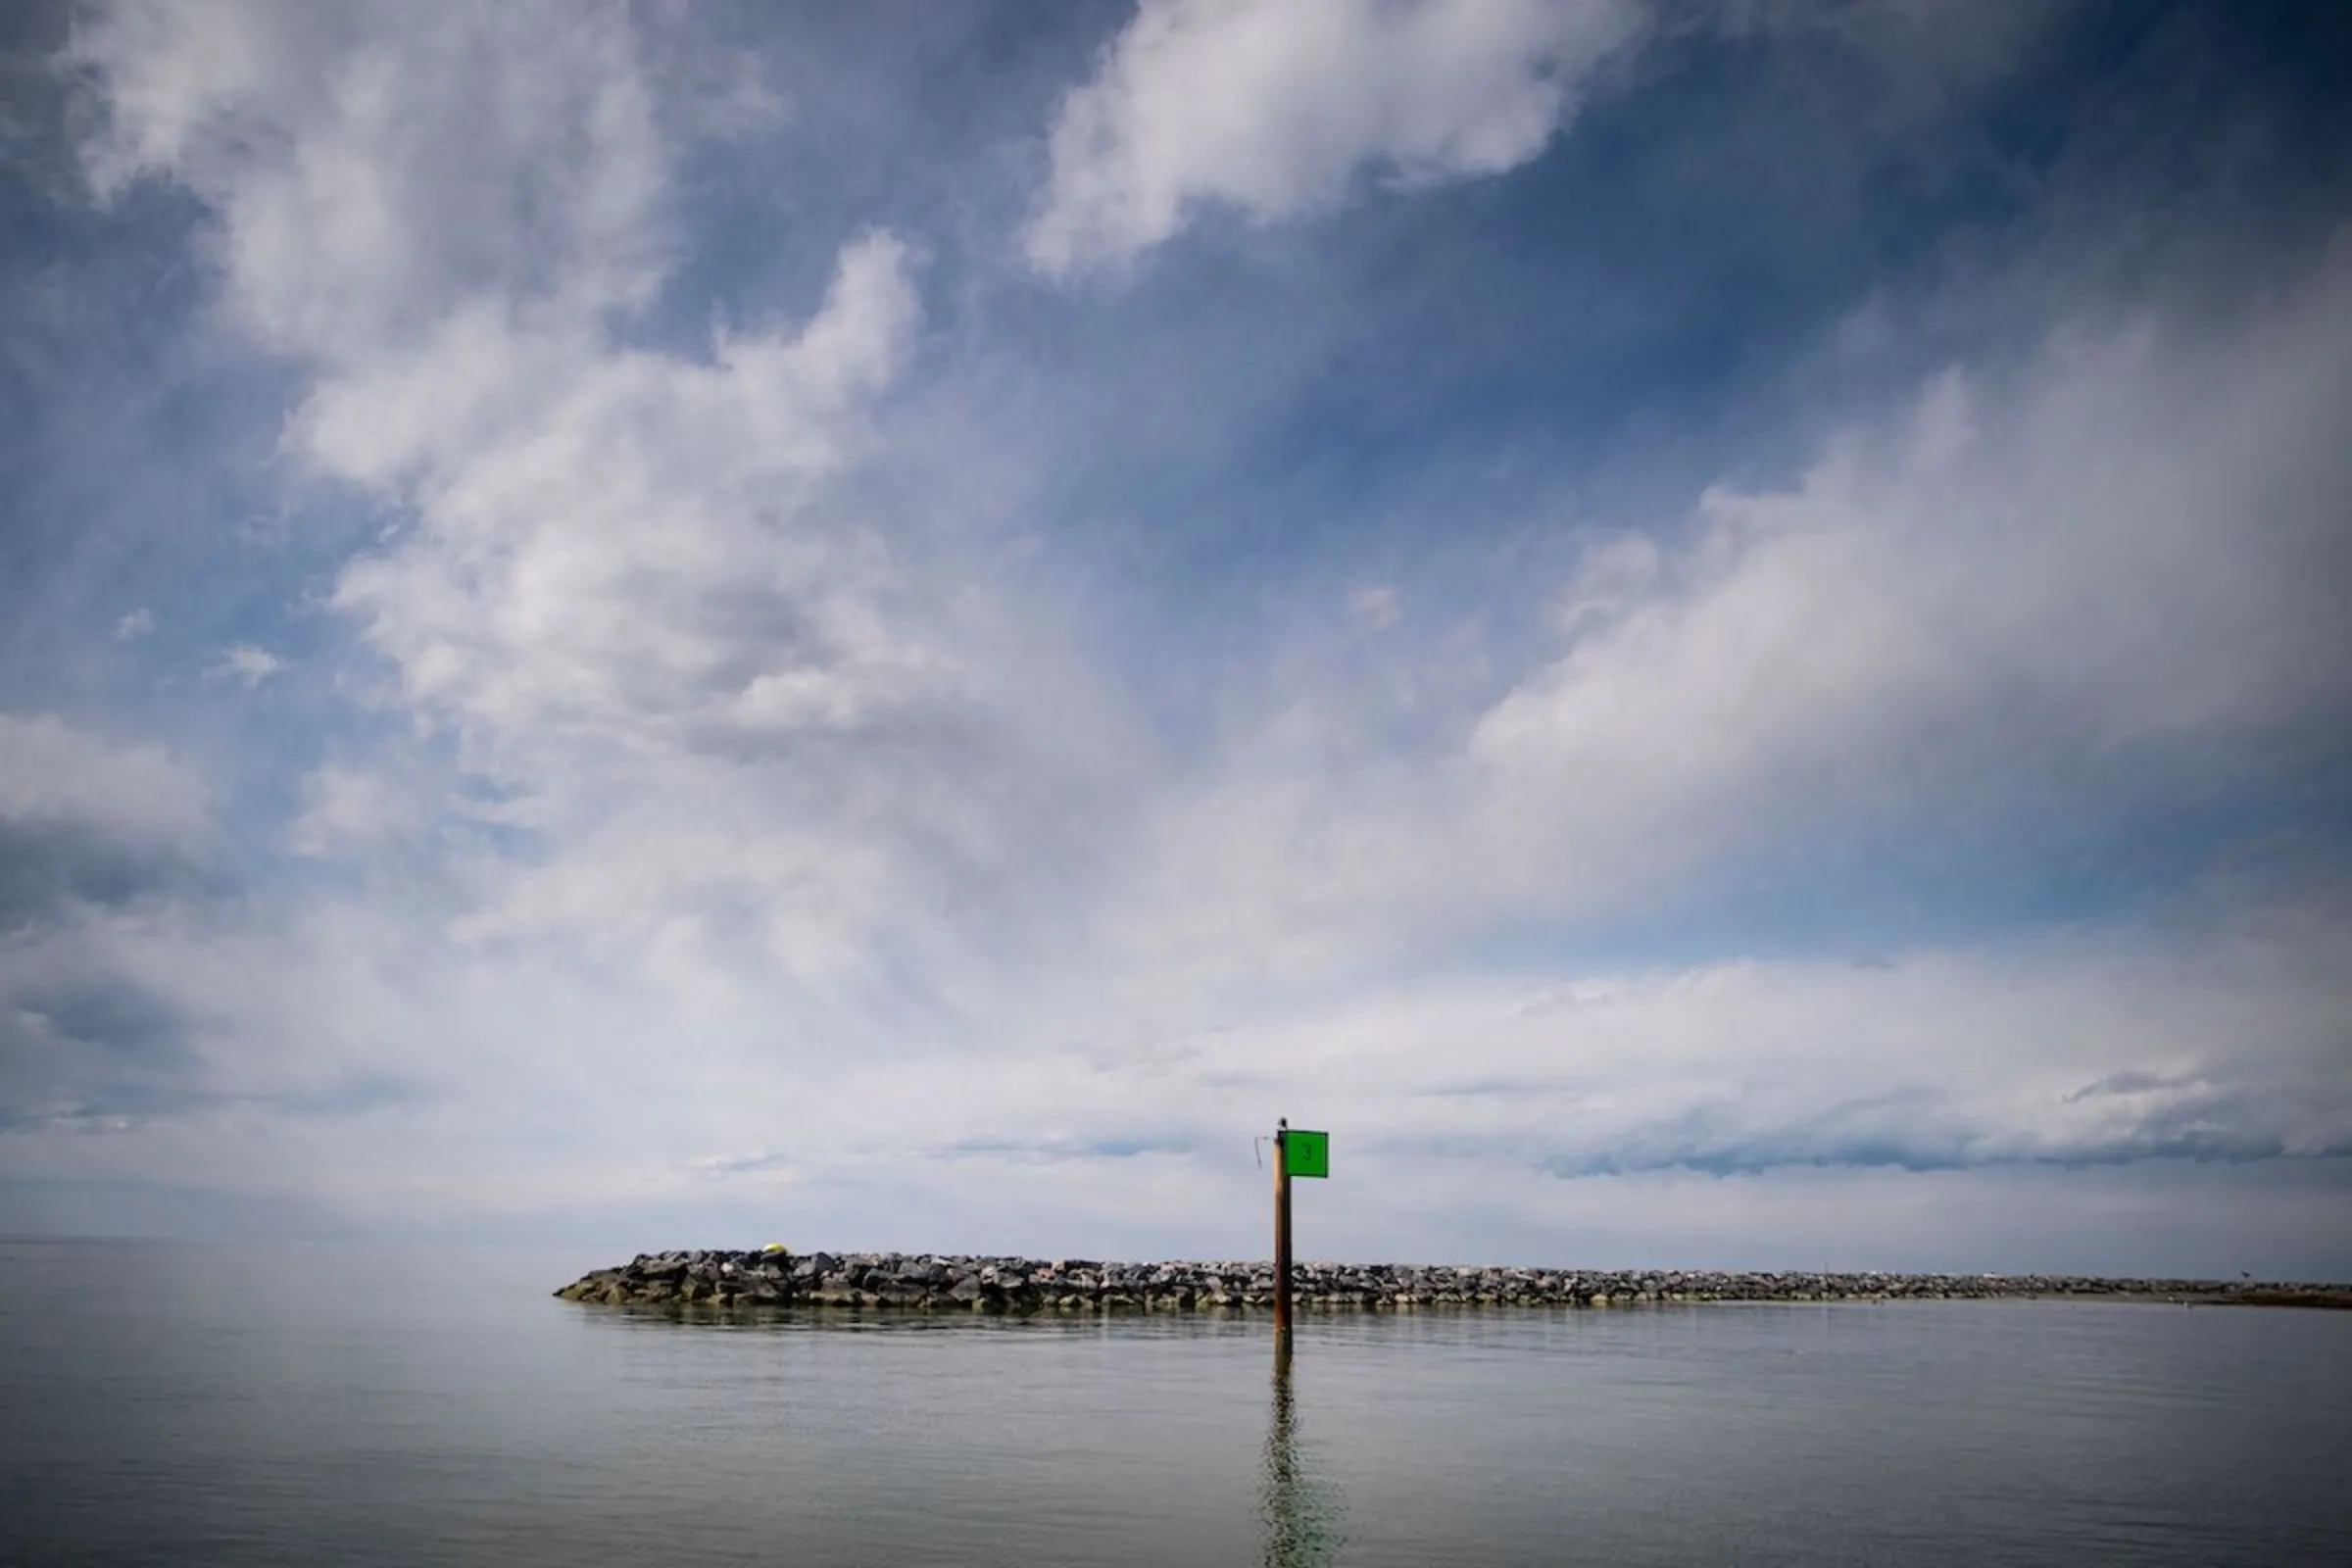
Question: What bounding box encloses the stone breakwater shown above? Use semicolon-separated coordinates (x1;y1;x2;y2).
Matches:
557;1250;2352;1312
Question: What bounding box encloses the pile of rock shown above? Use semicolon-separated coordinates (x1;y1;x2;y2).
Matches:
554;1250;2350;1312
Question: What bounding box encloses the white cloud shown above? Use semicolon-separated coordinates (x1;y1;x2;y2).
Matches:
692;871;2352;1183
288;762;409;860
113;608;152;640
323;230;923;737
1026;0;1643;274
25;3;2349;1273
1347;583;1401;632
1115;250;2352;981
0;710;207;847
72;1;1130;1004
1466;277;2352;852
207;644;286;688
1295;890;2352;1180
4;854;2340;1269
302;231;1029;985
0;716;212;1104
74;0;668;365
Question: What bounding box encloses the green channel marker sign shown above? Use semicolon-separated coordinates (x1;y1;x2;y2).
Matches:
1284;1128;1330;1179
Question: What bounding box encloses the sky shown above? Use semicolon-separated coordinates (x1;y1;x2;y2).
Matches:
2;0;2348;1277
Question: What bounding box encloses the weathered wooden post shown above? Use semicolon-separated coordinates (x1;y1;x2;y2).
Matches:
1272;1119;1328;1348
1274;1118;1295;1340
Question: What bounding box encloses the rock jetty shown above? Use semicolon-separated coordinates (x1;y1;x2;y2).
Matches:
557;1250;2352;1312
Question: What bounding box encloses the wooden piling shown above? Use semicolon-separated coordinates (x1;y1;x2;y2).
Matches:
1274;1117;1294;1342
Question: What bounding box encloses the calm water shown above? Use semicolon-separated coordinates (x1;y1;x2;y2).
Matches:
2;1241;2347;1566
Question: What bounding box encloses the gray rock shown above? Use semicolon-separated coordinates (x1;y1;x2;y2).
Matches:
551;1251;2352;1315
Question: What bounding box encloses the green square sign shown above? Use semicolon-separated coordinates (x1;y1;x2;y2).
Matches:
1284;1128;1329;1179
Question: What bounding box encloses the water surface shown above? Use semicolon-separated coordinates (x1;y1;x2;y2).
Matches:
2;1240;2344;1565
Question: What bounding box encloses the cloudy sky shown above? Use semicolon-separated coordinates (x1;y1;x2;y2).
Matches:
3;0;2348;1275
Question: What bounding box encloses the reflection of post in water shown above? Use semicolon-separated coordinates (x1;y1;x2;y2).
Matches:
1259;1338;1343;1567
